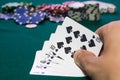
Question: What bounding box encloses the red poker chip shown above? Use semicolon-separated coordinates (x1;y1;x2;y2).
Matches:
37;4;52;12
60;5;69;13
51;4;69;14
37;4;69;14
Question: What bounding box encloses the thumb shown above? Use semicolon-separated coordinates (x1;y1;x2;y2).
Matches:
74;50;98;76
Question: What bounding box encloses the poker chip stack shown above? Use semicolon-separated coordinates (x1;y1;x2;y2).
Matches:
67;2;86;21
1;2;20;14
47;4;67;23
13;6;30;25
100;3;116;14
0;13;13;20
83;1;116;14
37;4;69;23
84;3;100;21
13;5;46;28
0;1;117;28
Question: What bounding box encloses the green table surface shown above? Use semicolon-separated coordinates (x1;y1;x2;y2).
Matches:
0;0;120;80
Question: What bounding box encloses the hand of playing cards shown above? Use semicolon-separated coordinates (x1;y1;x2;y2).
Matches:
30;17;103;77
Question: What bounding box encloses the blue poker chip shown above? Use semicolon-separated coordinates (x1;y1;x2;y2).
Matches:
14;14;30;25
44;12;51;19
0;13;13;20
14;6;28;15
30;11;46;24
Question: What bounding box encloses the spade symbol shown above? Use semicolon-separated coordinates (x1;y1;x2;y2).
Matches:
80;45;87;50
65;36;72;44
88;39;96;47
92;35;95;38
80;34;87;42
66;26;72;33
64;47;71;54
73;31;80;38
57;42;64;49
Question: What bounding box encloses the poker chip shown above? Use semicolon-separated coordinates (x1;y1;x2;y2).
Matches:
67;2;86;21
62;1;75;7
83;1;116;14
37;4;48;11
107;4;116;13
0;13;13;20
48;15;64;23
20;2;33;6
68;10;83;21
25;24;37;28
27;5;36;15
37;4;52;12
84;4;100;21
1;1;116;27
14;6;28;15
68;2;85;9
30;11;46;24
37;4;69;14
13;5;46;25
14;14;30;25
2;2;20;8
99;4;108;13
2;2;20;14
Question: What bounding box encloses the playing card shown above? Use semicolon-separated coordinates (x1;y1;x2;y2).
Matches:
39;17;103;76
31;41;84;77
30;50;71;76
60;17;103;56
30;17;103;77
46;33;85;76
37;25;87;76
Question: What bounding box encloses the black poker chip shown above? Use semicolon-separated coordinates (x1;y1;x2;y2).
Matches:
2;6;16;14
27;5;36;15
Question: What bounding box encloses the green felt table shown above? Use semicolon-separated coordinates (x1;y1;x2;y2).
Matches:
0;0;120;80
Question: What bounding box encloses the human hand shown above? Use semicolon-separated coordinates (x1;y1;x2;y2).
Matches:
74;21;120;80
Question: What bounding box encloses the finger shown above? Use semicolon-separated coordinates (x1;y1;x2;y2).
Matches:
95;24;108;42
95;20;120;42
95;21;120;56
74;50;98;75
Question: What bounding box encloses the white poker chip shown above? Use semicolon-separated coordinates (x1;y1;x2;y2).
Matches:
83;1;116;13
2;2;20;8
68;2;85;9
25;24;37;28
107;4;116;13
100;4;108;13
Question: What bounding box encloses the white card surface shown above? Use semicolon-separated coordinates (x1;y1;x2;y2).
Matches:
30;17;103;77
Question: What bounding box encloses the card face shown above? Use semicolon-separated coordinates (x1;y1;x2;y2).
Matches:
45;34;85;76
30;51;70;76
30;41;85;77
47;17;102;64
61;17;103;56
30;17;103;77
